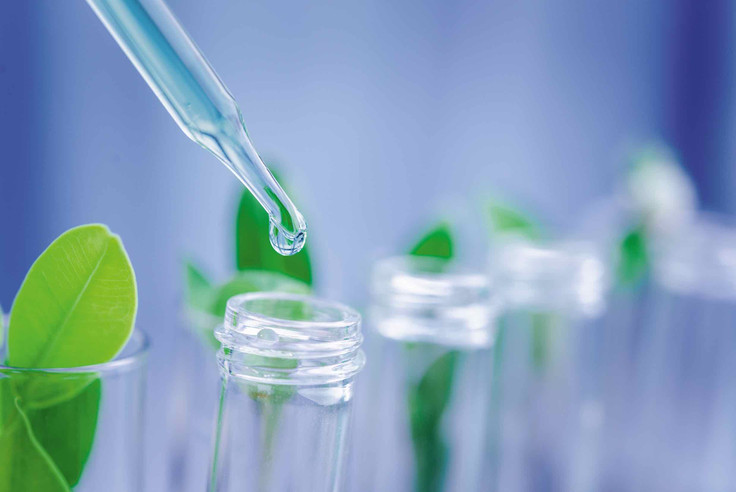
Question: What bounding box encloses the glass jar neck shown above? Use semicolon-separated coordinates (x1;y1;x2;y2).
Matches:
653;215;736;300
370;256;497;349
492;239;609;318
216;293;365;385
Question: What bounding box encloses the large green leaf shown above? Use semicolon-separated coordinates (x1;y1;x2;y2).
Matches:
0;395;70;492
8;224;137;370
235;171;312;285
2;224;137;490
26;378;101;487
409;222;453;259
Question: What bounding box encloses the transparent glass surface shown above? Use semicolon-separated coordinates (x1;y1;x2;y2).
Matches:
352;256;496;492
603;216;736;492
489;240;611;492
209;293;365;492
0;331;148;492
85;0;307;255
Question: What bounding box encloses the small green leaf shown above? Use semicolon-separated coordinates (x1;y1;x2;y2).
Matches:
235;170;313;285
408;350;460;492
0;394;70;492
617;224;649;286
487;201;540;240
531;312;555;371
184;261;214;312
208;270;311;318
8;224;137;370
186;270;311;351
406;224;457;492
409;222;453;259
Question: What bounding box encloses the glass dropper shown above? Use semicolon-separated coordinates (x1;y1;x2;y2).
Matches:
86;0;306;255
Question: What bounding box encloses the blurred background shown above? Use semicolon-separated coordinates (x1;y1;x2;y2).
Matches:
1;0;735;489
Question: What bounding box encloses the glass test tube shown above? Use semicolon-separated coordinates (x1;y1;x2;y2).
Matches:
617;215;736;492
489;240;610;492
360;256;497;492
208;293;366;492
0;331;148;491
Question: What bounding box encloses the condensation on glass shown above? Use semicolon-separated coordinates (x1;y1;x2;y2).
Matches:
209;292;365;492
353;256;498;492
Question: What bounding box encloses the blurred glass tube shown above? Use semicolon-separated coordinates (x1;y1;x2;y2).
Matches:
208;293;365;492
361;256;497;492
489;239;611;492
619;215;736;492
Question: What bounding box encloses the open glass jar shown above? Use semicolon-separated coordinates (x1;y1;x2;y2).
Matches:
356;256;498;492
0;331;148;492
208;292;365;492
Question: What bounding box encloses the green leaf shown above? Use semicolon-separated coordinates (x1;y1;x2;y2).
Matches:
208;270;311;318
409;222;453;259
0;394;70;492
8;224;137;370
2;224;137;490
617;224;649;286
531;312;555;371
408;350;460;492
184;261;214;312
235;171;313;285
25;377;101;487
186;270;311;351
405;224;458;492
487;201;540;240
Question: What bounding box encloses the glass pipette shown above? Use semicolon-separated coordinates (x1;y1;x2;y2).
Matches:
85;0;306;255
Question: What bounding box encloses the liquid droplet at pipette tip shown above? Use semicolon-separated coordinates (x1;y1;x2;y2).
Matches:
269;218;307;256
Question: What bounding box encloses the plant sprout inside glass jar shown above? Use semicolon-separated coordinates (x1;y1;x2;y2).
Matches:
360;256;498;492
208;292;365;492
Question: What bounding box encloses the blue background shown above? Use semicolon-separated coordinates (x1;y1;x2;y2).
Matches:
1;1;734;489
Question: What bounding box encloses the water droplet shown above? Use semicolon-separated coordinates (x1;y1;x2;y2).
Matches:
257;328;279;343
269;218;307;256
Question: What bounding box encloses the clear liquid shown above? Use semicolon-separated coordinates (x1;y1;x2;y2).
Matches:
87;0;307;256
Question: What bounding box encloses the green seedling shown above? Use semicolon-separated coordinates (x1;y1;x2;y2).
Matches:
0;224;137;491
404;222;459;492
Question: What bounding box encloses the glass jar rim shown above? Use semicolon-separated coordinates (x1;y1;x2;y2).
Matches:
218;293;365;385
492;238;609;317
371;256;493;309
653;212;736;299
225;292;360;334
0;330;149;375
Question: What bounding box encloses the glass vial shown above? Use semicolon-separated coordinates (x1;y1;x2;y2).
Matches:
0;331;148;491
489;240;610;492
619;215;736;492
208;292;365;492
358;256;497;492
